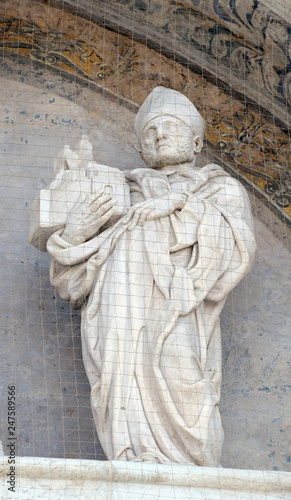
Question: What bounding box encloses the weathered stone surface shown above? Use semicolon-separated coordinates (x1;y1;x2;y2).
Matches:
0;76;144;462
0;77;290;471
1;457;291;499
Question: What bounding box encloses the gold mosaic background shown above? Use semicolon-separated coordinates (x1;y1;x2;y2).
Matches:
1;0;290;221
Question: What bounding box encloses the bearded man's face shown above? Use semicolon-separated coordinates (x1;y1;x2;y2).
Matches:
139;116;195;169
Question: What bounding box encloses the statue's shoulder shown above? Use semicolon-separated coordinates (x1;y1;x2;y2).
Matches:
202;163;245;191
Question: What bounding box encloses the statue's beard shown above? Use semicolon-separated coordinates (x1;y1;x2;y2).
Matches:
140;140;194;169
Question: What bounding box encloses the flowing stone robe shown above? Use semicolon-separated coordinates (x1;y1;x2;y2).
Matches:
47;164;257;466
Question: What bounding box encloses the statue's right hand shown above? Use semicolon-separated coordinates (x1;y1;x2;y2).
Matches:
62;190;116;245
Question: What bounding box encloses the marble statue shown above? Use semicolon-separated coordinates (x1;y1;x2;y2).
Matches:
30;86;257;466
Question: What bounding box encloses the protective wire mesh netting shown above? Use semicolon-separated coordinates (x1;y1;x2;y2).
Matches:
0;0;290;498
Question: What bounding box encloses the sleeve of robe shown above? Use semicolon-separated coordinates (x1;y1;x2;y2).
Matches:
164;174;257;319
47;223;129;308
47;173;257;313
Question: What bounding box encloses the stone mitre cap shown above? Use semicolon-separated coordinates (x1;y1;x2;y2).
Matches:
134;86;205;141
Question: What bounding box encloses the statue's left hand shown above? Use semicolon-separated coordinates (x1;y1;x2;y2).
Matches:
122;193;187;231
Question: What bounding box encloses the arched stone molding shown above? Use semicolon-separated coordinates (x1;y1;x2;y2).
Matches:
1;0;291;223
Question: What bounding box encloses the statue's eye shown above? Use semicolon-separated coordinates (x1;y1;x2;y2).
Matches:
164;123;177;133
147;129;155;137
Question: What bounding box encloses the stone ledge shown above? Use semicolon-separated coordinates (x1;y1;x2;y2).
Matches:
1;457;290;499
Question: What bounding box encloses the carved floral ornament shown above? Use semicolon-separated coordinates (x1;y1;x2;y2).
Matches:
1;0;290;221
110;0;291;107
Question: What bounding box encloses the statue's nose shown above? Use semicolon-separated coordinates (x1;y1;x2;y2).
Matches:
156;127;167;142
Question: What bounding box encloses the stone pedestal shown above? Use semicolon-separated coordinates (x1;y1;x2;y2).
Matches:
1;457;290;499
